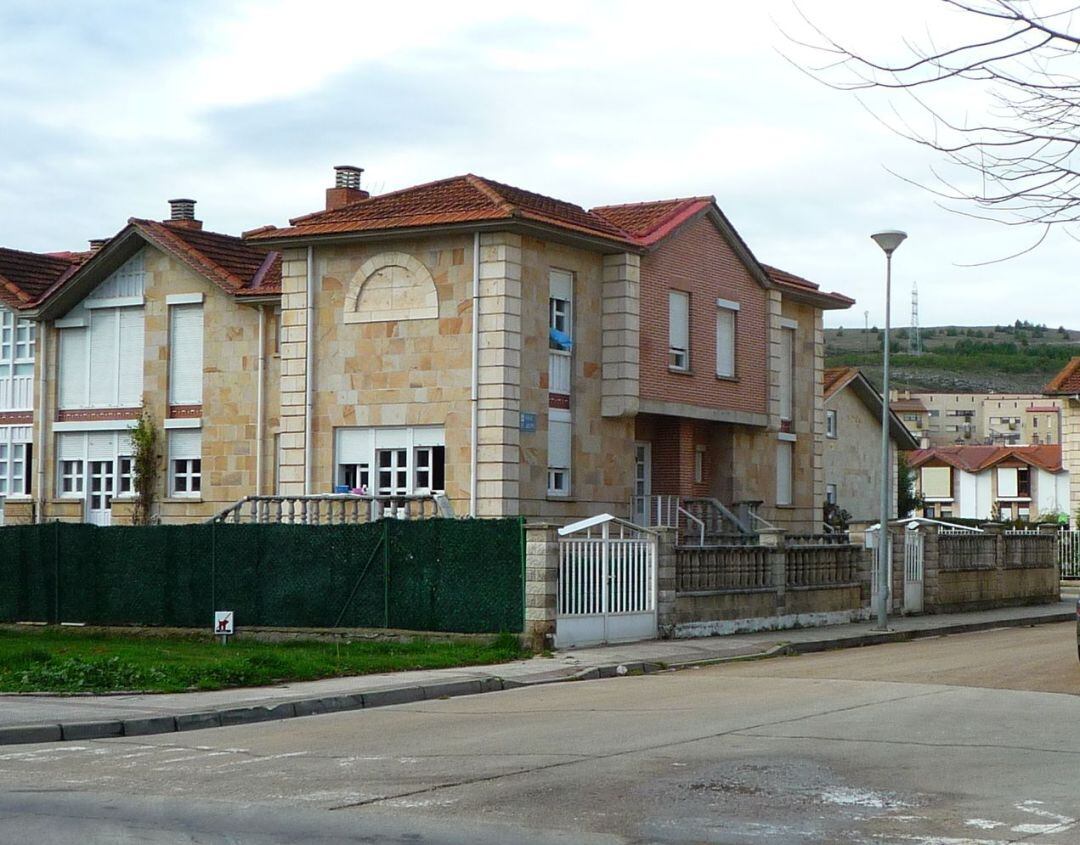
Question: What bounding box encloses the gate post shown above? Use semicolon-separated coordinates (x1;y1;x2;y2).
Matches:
524;523;559;650
655;527;678;637
758;529;787;617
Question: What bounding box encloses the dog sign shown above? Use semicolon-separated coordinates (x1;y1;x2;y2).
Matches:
214;611;234;636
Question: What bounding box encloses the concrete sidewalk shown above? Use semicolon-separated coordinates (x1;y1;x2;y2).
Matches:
1;599;1074;745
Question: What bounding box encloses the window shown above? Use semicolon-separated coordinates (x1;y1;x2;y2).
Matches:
335;427;445;497
668;291;689;371
694;445;706;484
377;449;408;495
776;441;793;506
413;445;446;493
826;409;838;439
826;483;837;505
548;270;573;343
779;324;795;422
272;306;281;355
0;434;31;497
169;304;204;405
169;429;202;497
715;299;738;378
0;309;35;411
118;456;134;496
61;460;84;495
548;409;571;496
1017;467;1031;497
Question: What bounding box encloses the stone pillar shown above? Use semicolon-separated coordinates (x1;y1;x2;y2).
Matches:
277;247;311;495
758;528;788;616
600;253;640;418
655;527;678;636
981;522;1006;602
475;233;522;516
524;523;559;649
921;524;940;611
811;309;825;528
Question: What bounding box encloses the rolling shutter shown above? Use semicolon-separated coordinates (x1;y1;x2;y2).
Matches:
169;304;203;405
548;409;571;470
89;311;118;406
169;428;202;461
117;308;145;406
668;291;689;360
922;466;952;499
776;441;793;506
58;327;88;409
716;307;736;377
57;432;85;462
997;467;1018;497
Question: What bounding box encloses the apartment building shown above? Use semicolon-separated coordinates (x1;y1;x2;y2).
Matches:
908;445;1068;522
0;168;854;529
890;390;1062;447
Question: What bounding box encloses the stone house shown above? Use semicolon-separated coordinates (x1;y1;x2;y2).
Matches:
907;444;1068;522
5;201;281;525
822;367;918;522
245;168;854;530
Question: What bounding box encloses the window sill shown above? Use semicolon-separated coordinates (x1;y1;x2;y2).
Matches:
164;497;203;503
546;494;574;501
826;433;838;440
668;366;692;376
715;374;738;383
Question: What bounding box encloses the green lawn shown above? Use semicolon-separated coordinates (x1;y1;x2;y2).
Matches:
0;627;526;694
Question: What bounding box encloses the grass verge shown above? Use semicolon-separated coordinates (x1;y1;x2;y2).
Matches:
0;627;525;694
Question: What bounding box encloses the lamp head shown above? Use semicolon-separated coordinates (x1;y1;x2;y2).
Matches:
871;230;907;255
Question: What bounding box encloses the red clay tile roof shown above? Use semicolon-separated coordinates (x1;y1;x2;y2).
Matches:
761;264;855;307
891;398;929;413
908;444;1063;473
0;247;81;309
1044;357;1080;395
823;366;860;400
247;174;634;244
131;220;280;296
590;197;713;246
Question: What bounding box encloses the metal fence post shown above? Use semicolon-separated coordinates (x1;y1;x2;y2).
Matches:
383;517;390;628
53;520;60;624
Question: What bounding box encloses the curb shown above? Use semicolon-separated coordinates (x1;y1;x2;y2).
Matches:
0;610;1071;746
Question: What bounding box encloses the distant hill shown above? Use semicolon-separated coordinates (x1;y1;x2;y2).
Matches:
824;322;1080;393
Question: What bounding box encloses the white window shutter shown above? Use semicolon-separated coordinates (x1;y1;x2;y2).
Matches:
549;270;573;302
59;328;88;409
117;308;145;406
169;305;204;405
669;291;689;354
170;429;202;461
998;467;1018;497
779;327;794;420
57;432;85;461
922;466;951;499
776;441;793;506
548;411;571;469
87;432;116;462
716;308;735;377
89;311;118;406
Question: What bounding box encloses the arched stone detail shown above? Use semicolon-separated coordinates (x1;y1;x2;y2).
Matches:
344;251;438;324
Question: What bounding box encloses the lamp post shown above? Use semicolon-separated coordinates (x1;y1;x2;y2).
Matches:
871;229;907;630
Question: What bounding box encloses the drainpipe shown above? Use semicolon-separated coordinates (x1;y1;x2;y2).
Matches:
470;231;480;517
255;305;266;496
305;246;315;496
35;321;47;524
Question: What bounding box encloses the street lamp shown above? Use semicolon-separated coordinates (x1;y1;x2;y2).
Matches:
871;229;907;630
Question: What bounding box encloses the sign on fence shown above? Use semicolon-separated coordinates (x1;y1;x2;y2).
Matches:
214;611;234;636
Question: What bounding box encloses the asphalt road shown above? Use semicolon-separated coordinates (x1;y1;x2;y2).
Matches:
1;622;1078;844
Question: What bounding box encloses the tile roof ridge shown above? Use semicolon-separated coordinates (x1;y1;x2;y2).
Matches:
132;219;245;291
591;195;714;211
463;174;518;216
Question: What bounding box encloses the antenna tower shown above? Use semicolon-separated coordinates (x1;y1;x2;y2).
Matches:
911;281;921;355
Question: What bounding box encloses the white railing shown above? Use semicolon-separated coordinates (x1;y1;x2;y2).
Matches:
548;350;571;395
557;517;655;617
632;494;681;529
1059;529;1080;579
209;493;452;525
0;376;33;411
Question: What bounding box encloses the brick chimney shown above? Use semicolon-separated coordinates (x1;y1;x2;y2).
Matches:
167;198;203;230
88;238;110;253
325;166;369;211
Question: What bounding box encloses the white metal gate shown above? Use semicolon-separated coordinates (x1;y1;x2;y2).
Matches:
556;514;657;648
903;526;924;613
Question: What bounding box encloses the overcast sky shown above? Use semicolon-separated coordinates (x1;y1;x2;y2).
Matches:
1;0;1075;329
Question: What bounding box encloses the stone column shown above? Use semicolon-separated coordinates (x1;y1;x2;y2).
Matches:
277;247;311;496
921;523;940;611
475;233;522;516
655;527;678;636
758;528;788;617
981;522;1006;603
523;523;559;649
600;253;640;418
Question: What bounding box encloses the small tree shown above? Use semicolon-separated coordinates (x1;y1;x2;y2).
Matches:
896;454;923;518
129;407;161;525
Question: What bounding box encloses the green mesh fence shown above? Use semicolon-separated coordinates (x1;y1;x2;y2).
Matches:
0;519;523;633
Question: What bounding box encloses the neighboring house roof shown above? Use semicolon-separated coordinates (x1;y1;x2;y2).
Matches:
1044;356;1080;394
760;264;855;309
823;366;919;450
908;444;1063;473
36;220;280;320
246;174;634;246
590;197;713;247
0;247;82;310
890;398;929;413
1025;404;1059;413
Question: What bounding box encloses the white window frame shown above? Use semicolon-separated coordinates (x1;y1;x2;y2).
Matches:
826;409;838;439
826;483;837;505
547;409;572;497
776;440;793;506
694;445;706;484
376;448;409;496
168;303;204;406
668;290;690;371
778;322;796;423
60;459;84;497
715;298;738;378
334;426;445;497
168;429;202;498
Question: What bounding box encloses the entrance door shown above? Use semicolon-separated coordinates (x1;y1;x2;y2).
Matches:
632;442;651;525
87;460;114;527
903;527;924;613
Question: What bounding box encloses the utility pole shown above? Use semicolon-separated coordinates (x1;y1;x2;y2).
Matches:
911;282;921;355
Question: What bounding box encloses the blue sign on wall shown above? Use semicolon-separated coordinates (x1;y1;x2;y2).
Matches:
520;412;537;432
